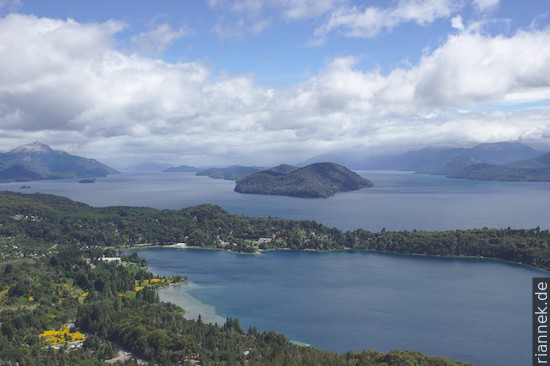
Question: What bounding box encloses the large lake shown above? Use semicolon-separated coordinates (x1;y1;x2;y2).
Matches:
2;170;550;231
3;170;549;365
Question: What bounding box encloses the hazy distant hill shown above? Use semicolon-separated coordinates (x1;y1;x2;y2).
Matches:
163;165;199;173
235;162;374;198
303;142;541;172
448;152;550;182
0;142;119;182
196;165;264;180
125;162;173;172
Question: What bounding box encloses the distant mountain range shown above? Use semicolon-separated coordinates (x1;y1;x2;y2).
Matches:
303;142;541;171
125;162;174;172
235;162;374;198
448;152;550;182
163;165;200;173
0;142;119;182
303;141;550;182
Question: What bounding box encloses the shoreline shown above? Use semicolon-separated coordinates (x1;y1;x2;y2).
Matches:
155;281;226;325
124;243;549;272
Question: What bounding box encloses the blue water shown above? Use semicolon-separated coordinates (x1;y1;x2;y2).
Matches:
4;171;550;365
2;170;550;231
132;247;546;366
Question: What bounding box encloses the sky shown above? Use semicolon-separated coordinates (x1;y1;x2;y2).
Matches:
1;0;550;168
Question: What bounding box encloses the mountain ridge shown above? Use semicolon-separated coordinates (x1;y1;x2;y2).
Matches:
0;142;119;182
448;152;550;182
302;141;541;172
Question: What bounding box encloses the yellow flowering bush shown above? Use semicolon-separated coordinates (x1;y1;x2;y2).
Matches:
39;324;86;345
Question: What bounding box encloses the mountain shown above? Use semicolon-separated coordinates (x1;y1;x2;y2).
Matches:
196;165;264;180
0;142;119;182
448;152;550;182
234;162;374;198
302;142;541;172
125;162;173;172
163;165;199;173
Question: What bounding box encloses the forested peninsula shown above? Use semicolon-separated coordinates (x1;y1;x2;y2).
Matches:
1;191;548;270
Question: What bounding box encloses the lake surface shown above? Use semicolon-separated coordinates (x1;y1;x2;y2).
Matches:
2;170;550;231
131;247;546;366
4;171;550;365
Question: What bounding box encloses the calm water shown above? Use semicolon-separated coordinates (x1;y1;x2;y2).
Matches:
4;171;550;365
2;170;550;231
131;247;546;366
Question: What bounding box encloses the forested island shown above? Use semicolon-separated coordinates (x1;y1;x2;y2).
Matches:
1;191;548;365
235;162;374;198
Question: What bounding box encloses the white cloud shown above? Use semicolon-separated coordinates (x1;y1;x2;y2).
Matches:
131;23;192;57
279;0;342;20
1;14;550;166
208;0;341;38
413;29;550;106
0;0;20;12
314;0;459;42
472;0;499;12
451;15;464;30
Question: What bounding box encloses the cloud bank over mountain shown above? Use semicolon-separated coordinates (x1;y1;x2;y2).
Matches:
0;0;549;167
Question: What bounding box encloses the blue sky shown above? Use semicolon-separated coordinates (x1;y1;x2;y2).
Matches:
1;0;550;167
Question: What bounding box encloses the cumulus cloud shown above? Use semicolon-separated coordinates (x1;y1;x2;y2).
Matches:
414;29;550;106
1;14;550;166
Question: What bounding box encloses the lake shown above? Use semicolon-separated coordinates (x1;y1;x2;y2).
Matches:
3;170;550;365
130;247;546;366
2;170;550;231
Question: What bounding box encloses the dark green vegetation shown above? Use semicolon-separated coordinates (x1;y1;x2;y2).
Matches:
196;165;264;180
235;162;375;198
0;142;119;182
0;192;473;365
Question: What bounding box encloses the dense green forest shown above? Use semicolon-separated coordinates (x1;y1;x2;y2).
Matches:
1;191;548;270
0;192;477;365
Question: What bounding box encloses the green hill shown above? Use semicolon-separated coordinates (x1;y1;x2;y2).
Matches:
235;162;374;198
